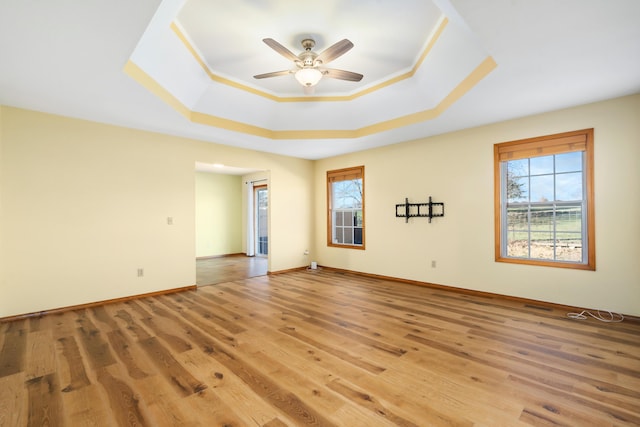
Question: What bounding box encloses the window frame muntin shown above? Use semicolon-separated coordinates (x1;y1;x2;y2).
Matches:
327;165;365;250
494;129;595;270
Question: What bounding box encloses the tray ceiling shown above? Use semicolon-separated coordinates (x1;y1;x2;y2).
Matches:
1;0;639;160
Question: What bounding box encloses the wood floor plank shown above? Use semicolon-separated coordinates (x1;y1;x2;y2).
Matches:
180;386;249;426
0;321;27;378
24;330;56;381
277;325;387;375
325;378;422;427
262;418;290;427
244;348;347;418
90;305;120;331
75;310;117;370
139;336;207;396
114;308;207;397
470;327;640;379
376;363;526;426
127;300;194;354
128;373;185;409
145;398;203;427
178;347;307;426
0;372;27;426
56;335;91;392
106;329;150;380
60;383;115;426
154;294;239;348
26;373;63;427
28;317;43;333
95;366;148;425
177;291;247;334
509;374;640;425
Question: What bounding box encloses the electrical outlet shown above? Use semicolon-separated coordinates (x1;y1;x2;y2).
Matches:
431;260;436;268
304;250;309;255
167;217;173;225
137;268;144;277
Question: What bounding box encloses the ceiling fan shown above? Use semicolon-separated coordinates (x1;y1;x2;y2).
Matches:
254;37;363;93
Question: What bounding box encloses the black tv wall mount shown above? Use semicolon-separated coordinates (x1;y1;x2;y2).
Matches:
395;197;444;223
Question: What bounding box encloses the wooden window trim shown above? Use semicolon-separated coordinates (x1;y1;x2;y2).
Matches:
327;166;365;249
494;129;595;270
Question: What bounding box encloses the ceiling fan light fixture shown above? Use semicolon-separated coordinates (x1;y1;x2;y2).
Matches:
295;67;322;87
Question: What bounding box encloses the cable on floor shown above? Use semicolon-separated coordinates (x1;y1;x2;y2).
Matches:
567;310;624;322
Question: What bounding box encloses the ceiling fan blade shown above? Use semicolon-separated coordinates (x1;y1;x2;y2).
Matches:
262;38;300;62
323;68;363;82
315;39;354;64
253;70;292;79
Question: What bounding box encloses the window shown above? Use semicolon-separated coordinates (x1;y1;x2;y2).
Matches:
494;129;595;270
327;166;364;249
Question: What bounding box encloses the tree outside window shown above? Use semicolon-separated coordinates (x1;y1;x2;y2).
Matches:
327;166;365;248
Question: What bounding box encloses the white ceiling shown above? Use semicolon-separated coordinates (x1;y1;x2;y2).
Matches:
1;0;639;161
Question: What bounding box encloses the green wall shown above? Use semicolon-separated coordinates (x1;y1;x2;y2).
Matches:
195;172;242;257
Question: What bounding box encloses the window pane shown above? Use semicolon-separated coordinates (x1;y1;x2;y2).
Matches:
556;172;582;201
530;206;554;235
355;210;363;227
343;229;353;244
556;205;582;233
506;206;528;257
507;159;528;176
507;176;528;203
354;227;363;245
556;151;582;173
332;179;362;209
529;207;554;261
506;206;528;231
530;155;553;175
530;231;553;260
506;235;528;258
555;231;582;262
507;160;528;202
334;227;343;244
344;211;353;226
530;175;554;202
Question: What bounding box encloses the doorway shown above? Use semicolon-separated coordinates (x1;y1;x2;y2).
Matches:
254;184;268;256
194;166;268;286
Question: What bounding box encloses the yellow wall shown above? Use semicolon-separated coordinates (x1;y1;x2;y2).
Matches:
314;94;640;316
195;172;242;257
0;106;3;296
0;106;314;317
2;95;638;318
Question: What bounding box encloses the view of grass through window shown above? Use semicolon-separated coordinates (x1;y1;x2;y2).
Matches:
504;151;584;262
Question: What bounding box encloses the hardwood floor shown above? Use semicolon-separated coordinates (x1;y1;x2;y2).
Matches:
196;255;268;286
1;269;639;426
